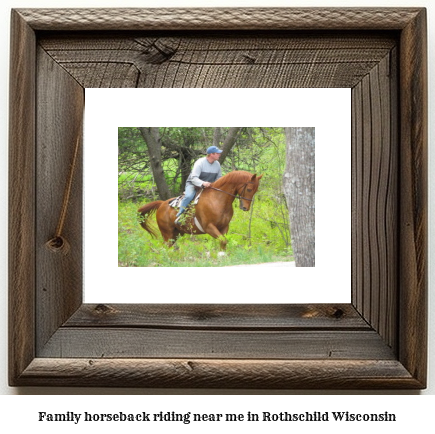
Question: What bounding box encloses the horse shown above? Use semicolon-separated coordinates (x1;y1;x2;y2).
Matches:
138;171;263;250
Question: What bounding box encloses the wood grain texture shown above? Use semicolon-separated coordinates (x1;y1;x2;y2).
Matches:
38;329;395;360
17;358;420;389
35;48;84;353
351;50;398;351
398;8;428;386
66;304;368;329
8;8;427;389
8;10;36;386
16;8;422;31
39;33;396;88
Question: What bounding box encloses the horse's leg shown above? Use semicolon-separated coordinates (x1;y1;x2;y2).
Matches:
218;225;230;251
204;224;228;251
156;202;183;247
162;230;183;247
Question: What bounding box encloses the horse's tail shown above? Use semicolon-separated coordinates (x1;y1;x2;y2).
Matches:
138;201;164;237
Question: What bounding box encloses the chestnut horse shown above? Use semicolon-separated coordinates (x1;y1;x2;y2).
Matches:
138;171;262;250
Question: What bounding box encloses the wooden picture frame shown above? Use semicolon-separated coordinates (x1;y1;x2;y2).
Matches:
9;8;427;389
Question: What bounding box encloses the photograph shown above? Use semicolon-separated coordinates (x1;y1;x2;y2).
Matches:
118;127;314;268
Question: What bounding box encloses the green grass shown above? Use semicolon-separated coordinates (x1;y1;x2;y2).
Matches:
118;198;293;267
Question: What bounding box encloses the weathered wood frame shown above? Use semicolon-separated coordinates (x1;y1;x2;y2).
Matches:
9;8;427;389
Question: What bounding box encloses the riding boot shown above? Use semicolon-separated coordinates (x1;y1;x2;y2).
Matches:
176;206;186;218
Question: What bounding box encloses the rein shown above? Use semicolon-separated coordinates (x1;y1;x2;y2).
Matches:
208;182;255;202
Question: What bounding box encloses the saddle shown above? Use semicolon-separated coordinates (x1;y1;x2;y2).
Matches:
170;189;205;233
168;188;203;209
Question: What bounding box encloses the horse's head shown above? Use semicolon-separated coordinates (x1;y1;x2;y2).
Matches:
238;174;263;211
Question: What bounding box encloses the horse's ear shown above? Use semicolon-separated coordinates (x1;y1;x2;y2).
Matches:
250;174;263;182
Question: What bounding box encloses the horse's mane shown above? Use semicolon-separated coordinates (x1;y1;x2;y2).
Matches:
212;170;253;188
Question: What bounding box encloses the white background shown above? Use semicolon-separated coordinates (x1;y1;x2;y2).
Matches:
0;0;434;417
85;88;351;304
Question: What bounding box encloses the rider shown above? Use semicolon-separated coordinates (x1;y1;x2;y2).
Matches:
175;145;223;220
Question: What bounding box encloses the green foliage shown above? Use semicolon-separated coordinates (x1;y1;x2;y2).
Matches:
119;199;293;267
118;127;287;200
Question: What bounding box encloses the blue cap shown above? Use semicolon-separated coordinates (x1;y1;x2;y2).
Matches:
206;146;223;154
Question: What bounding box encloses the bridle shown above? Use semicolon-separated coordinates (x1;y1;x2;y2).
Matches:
208;181;256;207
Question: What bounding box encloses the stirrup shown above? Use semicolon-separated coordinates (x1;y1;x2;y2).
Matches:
175;213;184;225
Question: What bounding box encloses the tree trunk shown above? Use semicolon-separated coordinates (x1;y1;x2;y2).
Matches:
283;127;315;267
179;148;194;194
219;127;242;165
138;127;171;200
213;127;222;148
